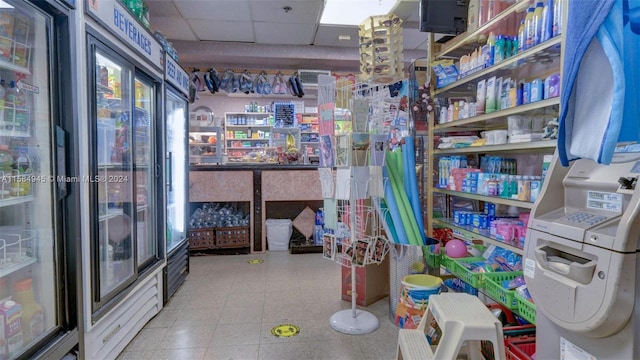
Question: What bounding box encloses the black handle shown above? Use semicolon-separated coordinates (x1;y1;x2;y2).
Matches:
166;152;173;192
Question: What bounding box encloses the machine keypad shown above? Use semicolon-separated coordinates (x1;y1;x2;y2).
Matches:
565;212;607;226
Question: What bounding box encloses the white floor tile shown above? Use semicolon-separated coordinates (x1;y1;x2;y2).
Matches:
119;252;400;359
204;344;260;360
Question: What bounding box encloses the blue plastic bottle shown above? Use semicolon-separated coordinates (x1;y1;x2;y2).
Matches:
541;0;553;42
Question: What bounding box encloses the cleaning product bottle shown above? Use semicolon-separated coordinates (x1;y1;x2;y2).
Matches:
13;278;44;345
523;7;535;50
494;35;505;63
478;0;488;26
467;0;480;32
541;0;553;42
517;20;525;52
552;0;562;36
486;32;496;66
533;2;544;47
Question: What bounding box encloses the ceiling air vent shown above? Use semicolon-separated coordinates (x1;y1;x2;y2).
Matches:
298;69;332;87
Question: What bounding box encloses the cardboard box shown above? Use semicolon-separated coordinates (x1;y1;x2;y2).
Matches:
341;257;389;306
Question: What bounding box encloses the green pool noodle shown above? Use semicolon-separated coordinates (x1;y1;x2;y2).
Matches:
386;150;422;246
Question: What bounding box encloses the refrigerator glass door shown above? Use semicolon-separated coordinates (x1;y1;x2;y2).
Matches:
0;1;59;356
94;51;135;299
133;77;155;266
166;90;186;253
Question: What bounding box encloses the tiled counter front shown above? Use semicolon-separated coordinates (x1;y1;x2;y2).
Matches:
189;170;254;251
189;166;320;253
261;170;323;252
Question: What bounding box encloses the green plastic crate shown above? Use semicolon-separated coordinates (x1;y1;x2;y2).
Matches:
483;271;523;310
515;292;536;325
424;246;442;269
447;257;486;288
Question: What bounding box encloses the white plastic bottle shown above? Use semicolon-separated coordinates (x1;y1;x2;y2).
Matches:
517;20;525;52
523;7;535;50
533;2;544;46
552;0;562;36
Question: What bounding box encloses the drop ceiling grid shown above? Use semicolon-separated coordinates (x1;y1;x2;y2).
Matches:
151;16;198;40
172;0;252;21
188;19;255;42
249;0;323;24
254;22;317;45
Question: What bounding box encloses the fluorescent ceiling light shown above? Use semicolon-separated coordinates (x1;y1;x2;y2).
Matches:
0;1;14;8
320;0;397;26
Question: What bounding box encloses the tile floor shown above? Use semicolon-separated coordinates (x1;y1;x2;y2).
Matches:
117;252;400;360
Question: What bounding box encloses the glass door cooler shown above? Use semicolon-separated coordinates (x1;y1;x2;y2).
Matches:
84;1;165;357
163;55;189;302
0;0;79;358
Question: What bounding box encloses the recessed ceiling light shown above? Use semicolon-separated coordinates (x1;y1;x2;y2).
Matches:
320;0;396;26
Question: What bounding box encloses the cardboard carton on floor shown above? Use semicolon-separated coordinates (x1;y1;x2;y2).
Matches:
341;257;389;306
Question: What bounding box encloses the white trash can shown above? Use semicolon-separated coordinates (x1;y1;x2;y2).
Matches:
266;219;292;251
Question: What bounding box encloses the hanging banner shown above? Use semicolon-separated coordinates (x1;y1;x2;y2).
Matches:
86;0;164;70
165;55;189;96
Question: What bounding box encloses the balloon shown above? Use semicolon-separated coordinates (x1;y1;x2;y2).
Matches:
445;239;467;258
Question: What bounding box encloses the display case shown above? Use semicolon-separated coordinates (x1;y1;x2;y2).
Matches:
270;126;301;151
224;112;272;163
299;113;320;156
189;126;222;164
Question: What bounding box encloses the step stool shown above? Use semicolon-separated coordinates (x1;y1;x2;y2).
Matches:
397;293;505;360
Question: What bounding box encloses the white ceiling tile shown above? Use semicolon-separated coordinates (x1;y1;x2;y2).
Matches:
250;1;323;24
189;19;255;42
254;22;316;45
151;17;198;41
174;0;251;21
313;25;359;47
402;28;428;50
145;0;181;17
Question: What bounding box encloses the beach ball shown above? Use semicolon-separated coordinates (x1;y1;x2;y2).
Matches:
445;239;467;258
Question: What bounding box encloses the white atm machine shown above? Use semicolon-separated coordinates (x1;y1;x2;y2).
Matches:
524;151;640;359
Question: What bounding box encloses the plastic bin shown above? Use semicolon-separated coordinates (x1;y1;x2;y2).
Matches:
266;219;292;251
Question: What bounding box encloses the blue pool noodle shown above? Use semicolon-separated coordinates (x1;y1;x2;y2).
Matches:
402;137;427;245
386;150;422;246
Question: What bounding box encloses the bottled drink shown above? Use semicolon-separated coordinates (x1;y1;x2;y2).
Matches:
12;278;44;345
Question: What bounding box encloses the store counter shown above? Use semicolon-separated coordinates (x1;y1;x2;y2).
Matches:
189;165;322;253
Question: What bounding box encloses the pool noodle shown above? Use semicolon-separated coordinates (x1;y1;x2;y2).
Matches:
402;137;427;245
386;152;420;246
386;150;422;246
383;167;409;244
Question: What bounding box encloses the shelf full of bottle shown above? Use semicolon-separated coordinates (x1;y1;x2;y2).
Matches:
433;0;563;108
0;74;33;138
436;153;553;205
